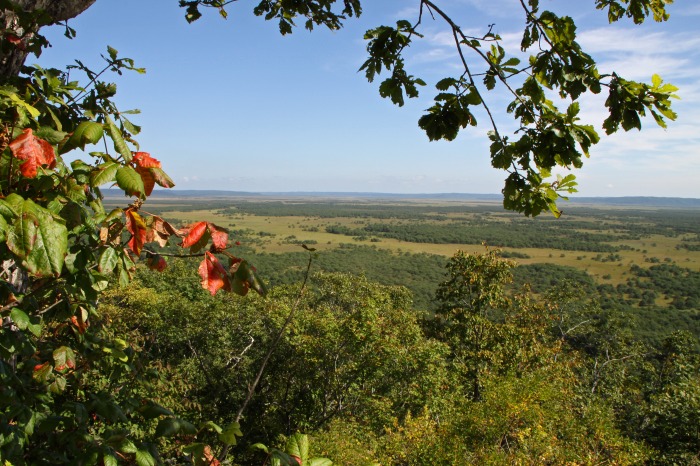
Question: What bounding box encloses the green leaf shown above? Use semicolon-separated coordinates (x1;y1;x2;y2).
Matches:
155;417;189;438
98;248;119;273
199;420;223;434
106;116;132;163
0;214;7;242
53;346;76;371
251;443;269;454
139;403;173;419
60;121;104;154
308;459;333;466
7;198;68;276
107;46;118;60
10;308;30;330
218;421;242;446
116;166;146;198
118;439;138;454
286;433;308;464
150;167;175;189
121;117;141;136
135;450;155;466
103;453;118;466
90;161;120;187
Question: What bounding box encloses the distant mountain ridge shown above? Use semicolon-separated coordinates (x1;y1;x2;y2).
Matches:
104;189;700;208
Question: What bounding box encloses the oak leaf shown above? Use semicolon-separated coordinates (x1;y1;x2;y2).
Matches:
9;128;56;178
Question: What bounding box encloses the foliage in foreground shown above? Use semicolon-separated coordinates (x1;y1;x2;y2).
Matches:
98;253;700;465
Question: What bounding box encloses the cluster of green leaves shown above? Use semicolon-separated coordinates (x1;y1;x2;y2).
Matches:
359;0;677;216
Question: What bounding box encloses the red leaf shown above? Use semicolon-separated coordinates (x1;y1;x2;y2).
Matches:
125;209;147;256
180;221;208;249
209;223;229;251
146;254;167;272
9;129;56;178
135;166;156;196
198;252;231;295
34;362;48;372
132;151;161;168
4;33;26;51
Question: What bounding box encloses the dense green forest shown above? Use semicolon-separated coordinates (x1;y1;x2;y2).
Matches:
92;249;700;464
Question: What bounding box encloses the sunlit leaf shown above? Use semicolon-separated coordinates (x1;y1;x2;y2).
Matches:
9;128;56;178
199;251;231;295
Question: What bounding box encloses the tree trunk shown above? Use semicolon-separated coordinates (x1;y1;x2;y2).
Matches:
1;0;96;81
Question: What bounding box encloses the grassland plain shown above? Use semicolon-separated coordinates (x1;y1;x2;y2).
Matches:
112;193;700;342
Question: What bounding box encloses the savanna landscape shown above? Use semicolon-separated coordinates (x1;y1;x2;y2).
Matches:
2;0;699;464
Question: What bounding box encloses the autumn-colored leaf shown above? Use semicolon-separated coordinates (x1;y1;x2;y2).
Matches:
146;216;179;247
180;221;208;250
135;166;156;196
9;128;56;178
71;314;89;334
198;251;231;295
5;33;26;51
125;209;147;256
33;361;52;382
146;253;167;272
203;446;221;466
99;221;123;246
209;223;229;251
150;167;175;189
132;151;161;168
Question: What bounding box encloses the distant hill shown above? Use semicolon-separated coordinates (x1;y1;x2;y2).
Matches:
104;190;700;208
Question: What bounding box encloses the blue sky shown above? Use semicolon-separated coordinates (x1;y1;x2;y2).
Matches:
38;0;700;197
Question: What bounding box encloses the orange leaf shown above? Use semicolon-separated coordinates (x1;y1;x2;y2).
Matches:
203;446;221;466
135;166;156;196
125;209;147;256
132;151;161;168
180;221;208;249
198;252;231;295
70;315;89;334
209;223;229;251
9;128;56;178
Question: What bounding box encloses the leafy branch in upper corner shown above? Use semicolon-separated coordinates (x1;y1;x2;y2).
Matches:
359;0;677;217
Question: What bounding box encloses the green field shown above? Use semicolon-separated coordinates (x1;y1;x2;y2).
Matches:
120;194;700;344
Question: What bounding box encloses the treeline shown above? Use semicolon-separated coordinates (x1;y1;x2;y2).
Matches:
240;244;446;312
326;222;626;252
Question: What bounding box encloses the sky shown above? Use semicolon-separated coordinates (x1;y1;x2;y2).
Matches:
37;0;700;198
